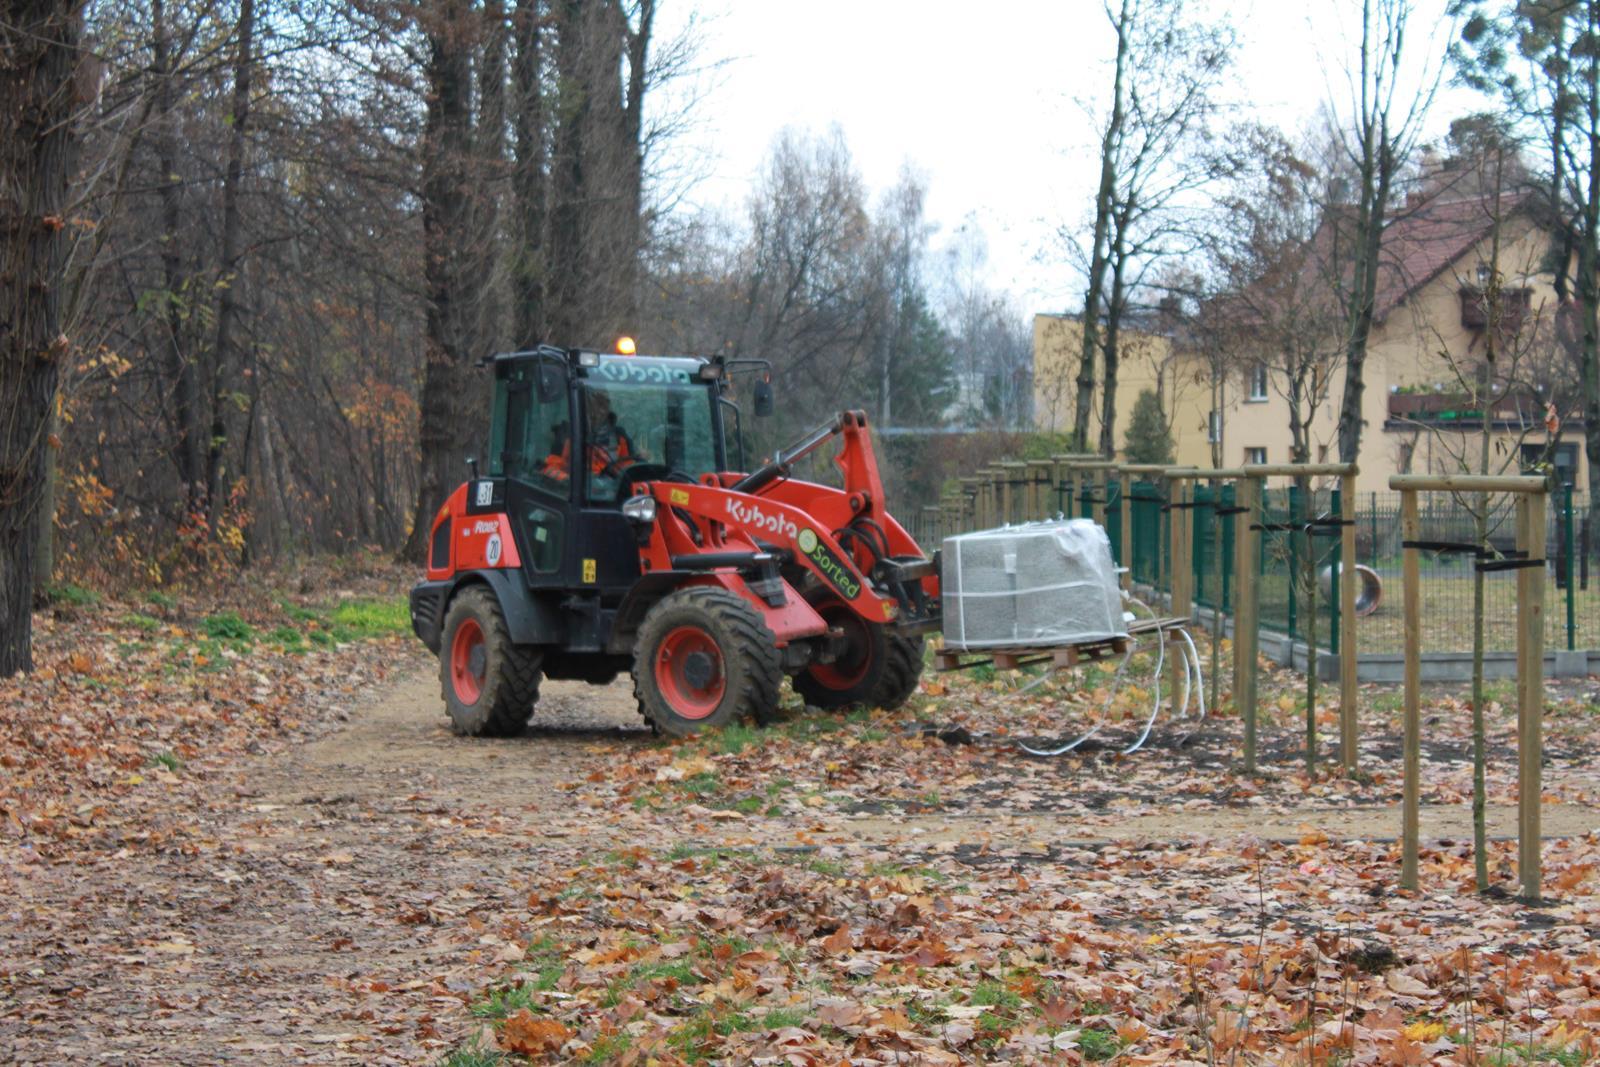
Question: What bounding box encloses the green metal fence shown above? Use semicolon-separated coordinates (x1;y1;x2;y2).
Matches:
912;476;1596;656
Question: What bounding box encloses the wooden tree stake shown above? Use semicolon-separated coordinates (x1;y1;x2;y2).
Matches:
1518;491;1546;900
1340;471;1359;773
1234;476;1260;772
1400;489;1421;891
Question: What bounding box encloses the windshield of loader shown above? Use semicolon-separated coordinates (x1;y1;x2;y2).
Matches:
580;359;721;503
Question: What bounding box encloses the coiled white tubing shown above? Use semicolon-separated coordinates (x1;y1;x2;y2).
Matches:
1014;596;1206;758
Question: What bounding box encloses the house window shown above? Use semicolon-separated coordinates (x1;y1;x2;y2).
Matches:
1245;447;1267;465
1207;410;1221;443
1248;363;1268;401
1524;441;1579;486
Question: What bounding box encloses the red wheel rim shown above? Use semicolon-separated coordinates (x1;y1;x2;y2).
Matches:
810;605;874;689
450;617;486;703
654;625;725;719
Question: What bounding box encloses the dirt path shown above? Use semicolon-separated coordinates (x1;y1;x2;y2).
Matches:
5;664;1597;1064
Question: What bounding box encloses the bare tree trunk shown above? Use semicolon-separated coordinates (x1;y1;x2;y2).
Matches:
1579;64;1600;590
32;403;58;602
511;0;547;345
1099;208;1130;457
207;0;256;532
613;0;652;333
1073;0;1131;452
152;0;204;513
404;0;480;563
545;0;586;344
1335;0;1400;466
0;0;83;675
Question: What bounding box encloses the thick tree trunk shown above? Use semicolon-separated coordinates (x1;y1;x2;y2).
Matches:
404;0;479;563
32;403;58;601
0;0;83;675
151;0;204;513
1581;31;1600;582
545;0;590;345
512;0;547;345
613;0;652;334
207;0;255;532
475;0;509;355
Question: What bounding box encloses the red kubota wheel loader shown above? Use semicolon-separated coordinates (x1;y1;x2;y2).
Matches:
409;342;941;737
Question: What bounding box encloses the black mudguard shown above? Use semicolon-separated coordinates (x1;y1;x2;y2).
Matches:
410;570;564;653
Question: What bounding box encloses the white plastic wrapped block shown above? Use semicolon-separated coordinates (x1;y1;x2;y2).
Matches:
942;519;1127;650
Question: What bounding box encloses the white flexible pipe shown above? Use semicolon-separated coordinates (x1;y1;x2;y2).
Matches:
1014;639;1139;756
1015;590;1208;757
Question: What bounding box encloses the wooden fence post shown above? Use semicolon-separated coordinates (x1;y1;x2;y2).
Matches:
1235;475;1260;773
1340;471;1359;773
1031;460;1054;519
1168;477;1191;708
1400;488;1421;891
1119;470;1133;592
1518;489;1547;900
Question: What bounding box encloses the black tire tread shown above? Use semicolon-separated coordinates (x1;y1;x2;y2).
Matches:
633;586;783;736
439;586;542;737
870;631;925;710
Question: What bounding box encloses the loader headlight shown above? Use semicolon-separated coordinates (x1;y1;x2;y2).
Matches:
622;495;657;525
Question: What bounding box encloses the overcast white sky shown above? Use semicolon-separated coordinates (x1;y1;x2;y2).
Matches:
652;0;1486;320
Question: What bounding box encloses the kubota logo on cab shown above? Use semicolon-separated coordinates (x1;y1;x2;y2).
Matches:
724;499;798;541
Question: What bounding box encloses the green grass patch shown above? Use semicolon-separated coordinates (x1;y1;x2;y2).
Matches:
602;958;701;1008
581;1033;631;1063
970;980;1024;1012
678;771;722;798
203;611;254;642
761;1007;808;1030
438;1037;505;1067
267;625;307;652
865;860;948;883
147;750;182;772
49;584;100;607
1077;1027;1125;1061
144;590;176;610
280;600;322;623
710;722;764;754
330;597;409;637
122;612;161;633
469;982;542;1020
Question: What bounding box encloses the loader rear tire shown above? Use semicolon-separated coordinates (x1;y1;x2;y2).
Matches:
634;586;783;737
440;586;542;737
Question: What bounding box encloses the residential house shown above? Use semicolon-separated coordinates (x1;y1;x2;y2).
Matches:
1033;185;1583;494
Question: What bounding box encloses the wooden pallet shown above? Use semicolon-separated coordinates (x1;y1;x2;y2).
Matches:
933;617;1187;674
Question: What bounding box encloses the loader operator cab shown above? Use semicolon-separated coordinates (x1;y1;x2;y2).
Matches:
483;342;772;589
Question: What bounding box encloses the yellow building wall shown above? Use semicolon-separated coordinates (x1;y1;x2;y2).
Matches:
1031;315;1212;467
1034;220;1576;495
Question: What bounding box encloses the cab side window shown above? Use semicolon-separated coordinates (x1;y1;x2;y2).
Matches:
492;364;570;498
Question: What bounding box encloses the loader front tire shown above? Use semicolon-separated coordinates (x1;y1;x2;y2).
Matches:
793;596;925;712
634;586;783;737
440;586;542;737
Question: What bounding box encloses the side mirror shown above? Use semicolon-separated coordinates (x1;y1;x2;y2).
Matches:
753;378;775;417
536;362;565;403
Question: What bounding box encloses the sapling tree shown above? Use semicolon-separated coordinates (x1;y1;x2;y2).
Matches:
1391;122;1560;889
